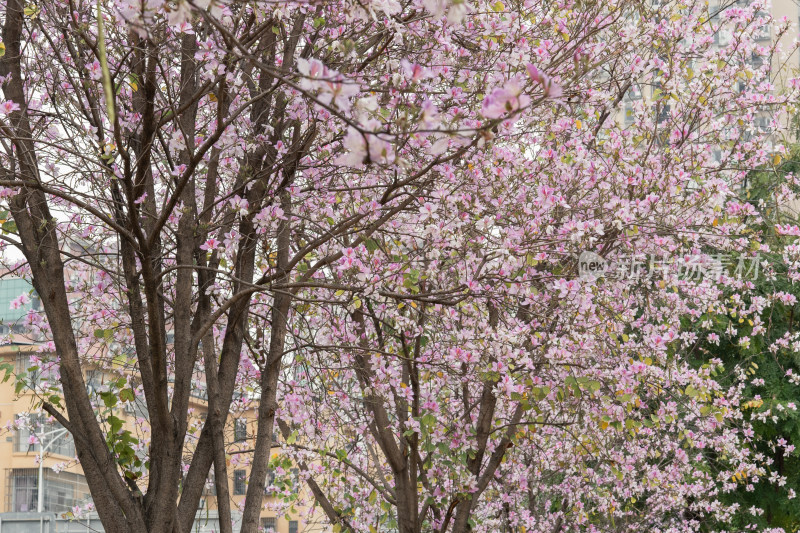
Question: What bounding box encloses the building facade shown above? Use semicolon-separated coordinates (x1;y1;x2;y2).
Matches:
0;278;326;533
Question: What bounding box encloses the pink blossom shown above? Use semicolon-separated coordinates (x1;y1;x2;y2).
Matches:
10;293;30;310
87;60;102;81
482;78;530;119
776;224;800;236
401;60;432;83
199;238;219;251
0;100;21;115
229;195;249;216
525;63;564;99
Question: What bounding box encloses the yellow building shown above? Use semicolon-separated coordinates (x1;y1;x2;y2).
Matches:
0;280;326;533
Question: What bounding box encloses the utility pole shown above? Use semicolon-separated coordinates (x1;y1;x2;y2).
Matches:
35;427;69;513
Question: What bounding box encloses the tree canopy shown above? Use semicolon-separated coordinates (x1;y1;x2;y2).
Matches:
1;0;799;531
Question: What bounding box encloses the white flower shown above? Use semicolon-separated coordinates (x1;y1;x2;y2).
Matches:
335;127;367;167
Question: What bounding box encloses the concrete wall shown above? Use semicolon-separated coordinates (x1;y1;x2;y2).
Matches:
0;512;240;533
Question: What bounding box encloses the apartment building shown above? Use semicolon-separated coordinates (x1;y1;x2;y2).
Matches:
0;277;326;533
620;0;799;132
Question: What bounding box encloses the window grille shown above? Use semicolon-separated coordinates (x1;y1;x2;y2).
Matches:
233;470;246;495
15;414;75;458
5;468;90;513
234;419;247;442
15;353;56;389
265;470;276;494
261;517;277;532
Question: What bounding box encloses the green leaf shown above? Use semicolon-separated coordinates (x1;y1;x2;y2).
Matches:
119;388;135;403
107;414;123;434
587;380;602;392
2;220;17;233
0;362;13;383
94;328;114;340
421;413;436;429
531;386;550;401
101;391;118;408
23;4;40;17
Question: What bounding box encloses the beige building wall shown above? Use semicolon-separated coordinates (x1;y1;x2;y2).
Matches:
0;343;91;515
0;340;327;533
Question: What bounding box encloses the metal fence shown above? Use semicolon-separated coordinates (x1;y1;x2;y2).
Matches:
0;511;241;533
0;513;100;533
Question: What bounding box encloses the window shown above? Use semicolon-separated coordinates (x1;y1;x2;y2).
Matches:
261;517;277;532
291;468;300;492
11;469;37;512
233;470;247;495
624;104;634;126
11;468;89;513
657;104;670;124
755;115;770;134
0;278;37;323
265;469;276;493
86;370;102;395
15;414;75;457
204;471;216;496
16;353;40;388
289;520;298;533
16;353;59;391
234;419;247;442
191;381;208;401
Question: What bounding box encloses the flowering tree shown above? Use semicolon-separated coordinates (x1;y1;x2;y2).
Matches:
0;0;587;530
268;1;800;532
0;0;797;531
